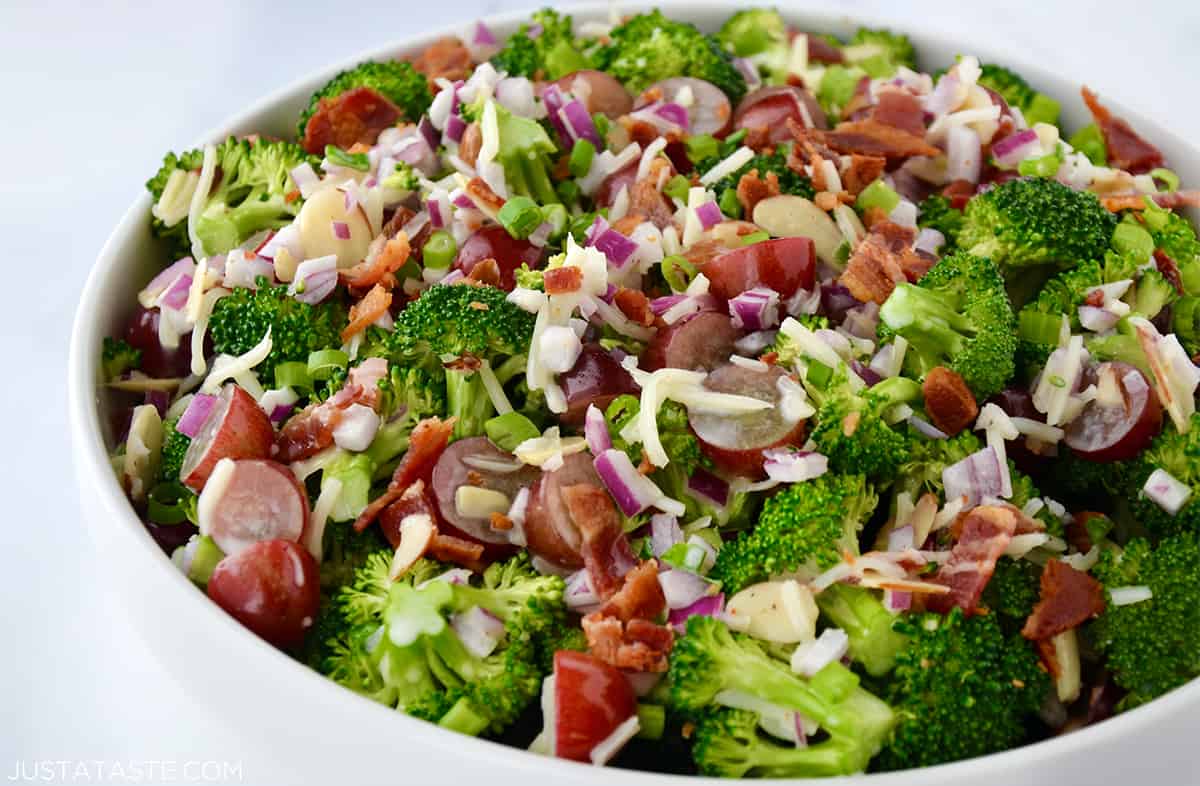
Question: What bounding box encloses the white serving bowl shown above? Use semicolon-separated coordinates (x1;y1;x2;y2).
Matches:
68;3;1200;784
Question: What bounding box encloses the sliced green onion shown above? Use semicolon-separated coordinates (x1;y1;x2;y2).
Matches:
834;240;851;267
856;179;901;215
636;704;666;740
718;188;742;219
592;113;611;141
661;255;698;293
685;134;720;164
307;349;349;381
723;129;748;148
1067;124;1107;166
663;174;691;203
484;411;540;453
740;231;770;246
568;139;596;179
186;535;225;586
498;196;543;239
660;542;705;572
422;229;457;270
540;203;569;239
1149;168;1181;193
324;145;370;172
147;482;193;525
1018;148;1063;178
556;179;582;206
274;361;311;391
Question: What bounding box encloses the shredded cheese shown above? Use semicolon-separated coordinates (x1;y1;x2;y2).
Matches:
699;146;754;187
305;477;343;562
187;144;217;260
200;327;272;394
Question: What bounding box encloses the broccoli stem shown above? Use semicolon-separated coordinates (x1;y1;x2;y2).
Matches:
446;369;496;441
815;585;909;677
437;697;492;736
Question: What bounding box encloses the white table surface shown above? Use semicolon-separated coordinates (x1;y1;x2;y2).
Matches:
3;1;1198;783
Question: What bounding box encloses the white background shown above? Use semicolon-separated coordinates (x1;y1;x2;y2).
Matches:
3;0;1199;783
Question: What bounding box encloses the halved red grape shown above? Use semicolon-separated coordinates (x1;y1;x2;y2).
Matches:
638;77;732;137
700;236;816;300
553;70;633;119
123;306;194;378
733;85;827;144
523;452;600;569
454;226;543;290
560;344;638;425
1064;362;1163;462
207;539;320;649
642;311;740;372
431;437;539;544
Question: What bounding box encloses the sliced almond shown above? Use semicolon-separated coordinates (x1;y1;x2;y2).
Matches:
752;195;844;265
123;404;164;502
725;580;818;644
389;513;436;580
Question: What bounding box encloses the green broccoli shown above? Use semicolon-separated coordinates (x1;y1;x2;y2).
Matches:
878;251;1017;399
958;178;1117;273
715;9;789;82
596;11;748;102
815;65;866;118
1068;124;1108;166
696;147;815;220
876;608;1050;771
491;8;590;80
710;474;878;595
389;284;535;439
808;375;923;481
977;63;1060;127
916;194;964;251
297;60;431;140
670;616;896;777
322;552;566;736
101;337;142;380
462;99;561;205
159;418;191;482
1142;199;1200;274
844;28;916;78
1116;412;1200;537
981;556;1043;636
207;285;348;382
815;584;911;677
1092;534;1200;708
893;427;981;501
146;136;318;259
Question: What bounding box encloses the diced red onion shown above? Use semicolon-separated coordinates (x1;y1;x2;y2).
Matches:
732;57;761;89
850;359;883;387
176;393;217;438
593;449;666;517
734;330;778;355
289;162;320;199
559;100;601;148
659;569;713;610
728;287;780;331
650;294;686;316
450;606;506;658
762;449;828;484
269;404;294;423
908;413;949;440
564;569;600;612
591;227;639;268
158;273;192;311
667;593;724;632
584;404;612;455
820;282;861;322
473;20;497;45
655;102;690;130
1079;305;1119;333
650;513;683;557
887;525;915;552
1142;468;1192;515
401;210;430;240
289;255;338;304
943;446;1005;506
140;258;196;309
258;225;302;262
445;114;467;145
525;221;552;249
923;72;960;117
694;201;723;230
417;116;440;153
540;84;572;145
144;389;170;418
914;227;945;257
688;469;729;507
427;198;444;229
332;221;351;241
991;128;1040;168
452;191;475;209
884;589;913;612
630;102;690;134
946;125;982;184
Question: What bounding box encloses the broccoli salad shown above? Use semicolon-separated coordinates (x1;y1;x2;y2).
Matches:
101;5;1200;776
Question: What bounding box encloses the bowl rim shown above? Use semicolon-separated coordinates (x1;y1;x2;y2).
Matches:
67;1;1200;782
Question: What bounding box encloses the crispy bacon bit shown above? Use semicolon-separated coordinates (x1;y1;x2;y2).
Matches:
274;404;337;463
637;450;655;476
409;37;473;88
629;157;677;228
869;88;927;137
927;505;1017;614
1081;87;1165;174
859;205;890;230
1100;190;1200;212
760;351;779;365
741;125;774;152
466;177;506;215
1022;559;1105;640
736;169;781;216
443;353;482;372
301;86;402;156
354;417;455;531
465;257;501;287
840;221;928;304
816;120;940;163
544;266;584;294
378;480;439;549
802;32;844;64
620;115;685;147
1153;249;1185;295
1065;512;1104;554
1084;289;1106;308
842;154;888;196
342;284;393;342
343;232;411;291
614;287;655;327
941;179;975;210
489;511;514;532
611;214;646;236
922;367;979;435
347;357;390;411
465;470;485;486
458;122;482;167
582;612;674;672
813;191;840;211
430;532;486;569
562;483;635;598
600;561;667;622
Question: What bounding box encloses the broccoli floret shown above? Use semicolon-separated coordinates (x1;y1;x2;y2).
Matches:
1007;464;1063;537
389;284;535;439
102;337;142;380
893;427;980;500
479;99;561;205
982;556;1043;636
977;63;1060;126
696;147;815;220
845;28;915;78
876;608;1050;771
207;285;348;382
1142;200;1200;274
715;9;789;82
322;552;565;736
809;376;923;481
815;65;867;118
1069;124;1108;167
670;616;896;777
146;137;318;259
710;474;878;595
1092;534;1200;708
159;418;191;482
916;194;964;251
816;584;911;677
958;178;1117;273
491;8;590;80
1117;412;1200;537
297;60;431;140
878;251;1017;398
596;11;748;102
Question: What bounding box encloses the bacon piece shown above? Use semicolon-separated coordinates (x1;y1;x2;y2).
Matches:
544;266;584;294
465;257;502;287
409;37;473;88
458;122;482;168
611;214;647;236
736;169;781;216
301;87;402;156
346;357;390;411
801;32;844;64
628;157;677;229
816;120;940;163
927;505;1017;614
1153;249;1185;295
562;483;635;598
614;287;655;327
343;232;411;291
922;367;978;436
465;177;506;215
489;511;514;531
377;480;439;549
869;88;926;137
839;221;928;304
600;561;667;623
581;612;674;672
1022;559;1105;640
342;284;393;342
1100;190;1200;212
842;154;887;196
430;532;486;570
840;76;874;122
941;179;976;210
1081;87;1165;174
354;417;455;531
274;403;338;463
